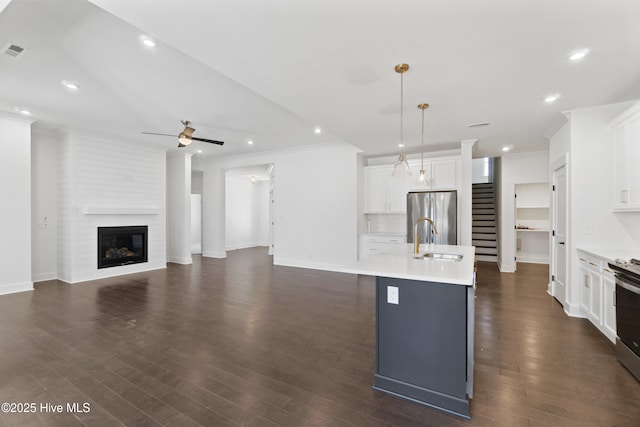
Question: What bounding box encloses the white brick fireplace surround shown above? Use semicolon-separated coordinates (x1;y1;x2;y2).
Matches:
55;131;167;284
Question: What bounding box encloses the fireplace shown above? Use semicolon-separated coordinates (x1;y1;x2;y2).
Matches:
97;226;148;269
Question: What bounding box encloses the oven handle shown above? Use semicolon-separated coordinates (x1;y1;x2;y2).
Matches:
617;276;640;295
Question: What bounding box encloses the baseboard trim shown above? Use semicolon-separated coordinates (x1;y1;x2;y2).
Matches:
167;256;193;265
63;263;167;284
564;302;585;318
202;251;227;259
32;272;57;283
0;281;34;296
225;243;266;251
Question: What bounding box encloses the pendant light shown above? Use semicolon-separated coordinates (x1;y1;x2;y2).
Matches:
417;103;429;183
391;64;412;179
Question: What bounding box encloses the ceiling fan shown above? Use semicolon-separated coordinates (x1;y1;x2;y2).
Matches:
142;120;224;148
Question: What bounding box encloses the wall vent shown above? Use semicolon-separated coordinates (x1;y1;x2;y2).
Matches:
468;122;490;128
3;43;26;58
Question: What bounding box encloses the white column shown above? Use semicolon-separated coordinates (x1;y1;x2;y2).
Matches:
166;151;193;264
201;158;227;258
0;113;34;294
460;139;477;247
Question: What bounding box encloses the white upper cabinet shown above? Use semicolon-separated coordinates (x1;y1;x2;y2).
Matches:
408;158;458;191
611;101;640;211
364;157;459;214
364;166;409;214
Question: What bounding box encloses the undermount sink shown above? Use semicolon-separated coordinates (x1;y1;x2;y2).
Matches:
412;252;464;261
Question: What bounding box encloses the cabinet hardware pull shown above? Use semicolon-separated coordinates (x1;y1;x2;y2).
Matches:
604;268;613;273
589;262;598;267
613;290;616;306
579;257;587;262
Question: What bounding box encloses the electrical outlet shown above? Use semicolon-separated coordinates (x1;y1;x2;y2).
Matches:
387;286;399;304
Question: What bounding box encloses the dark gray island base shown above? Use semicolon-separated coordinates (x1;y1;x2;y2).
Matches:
375;276;475;419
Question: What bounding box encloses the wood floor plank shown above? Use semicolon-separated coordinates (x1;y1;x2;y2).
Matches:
0;249;638;426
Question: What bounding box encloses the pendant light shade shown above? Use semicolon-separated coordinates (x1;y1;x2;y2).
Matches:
391;64;412;179
417;103;429;184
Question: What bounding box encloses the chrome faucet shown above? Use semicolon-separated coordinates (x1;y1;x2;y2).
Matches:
414;217;438;254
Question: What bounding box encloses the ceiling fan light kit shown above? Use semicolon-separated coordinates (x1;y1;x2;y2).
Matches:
142;119;225;148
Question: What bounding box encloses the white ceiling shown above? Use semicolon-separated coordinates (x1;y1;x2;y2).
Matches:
2;0;640;159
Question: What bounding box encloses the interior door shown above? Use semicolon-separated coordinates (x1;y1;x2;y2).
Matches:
552;164;567;308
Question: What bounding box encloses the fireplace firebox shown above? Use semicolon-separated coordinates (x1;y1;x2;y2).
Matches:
98;226;148;269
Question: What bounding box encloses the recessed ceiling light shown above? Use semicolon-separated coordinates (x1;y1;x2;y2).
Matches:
14;107;31;116
197;149;202;153
543;94;559;104
502;146;511;152
569;48;589;61
140;35;158;48
398;143;405;148
61;80;79;91
247;140;254;145
314;127;322;134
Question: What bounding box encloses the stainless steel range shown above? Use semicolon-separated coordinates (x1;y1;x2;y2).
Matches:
608;258;640;382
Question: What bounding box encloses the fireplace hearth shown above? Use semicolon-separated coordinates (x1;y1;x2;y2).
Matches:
98;226;148;269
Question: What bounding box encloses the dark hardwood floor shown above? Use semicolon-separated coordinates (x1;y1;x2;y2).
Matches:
0;248;638;426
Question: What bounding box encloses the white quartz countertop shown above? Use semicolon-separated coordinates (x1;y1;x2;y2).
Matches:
578;248;640;263
342;244;476;286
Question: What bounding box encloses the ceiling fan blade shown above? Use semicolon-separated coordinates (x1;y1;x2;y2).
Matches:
141;132;176;137
191;137;224;146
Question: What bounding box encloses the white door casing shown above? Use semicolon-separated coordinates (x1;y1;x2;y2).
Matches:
551;160;568;308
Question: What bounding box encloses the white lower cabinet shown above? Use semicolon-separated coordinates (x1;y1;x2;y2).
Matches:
577;250;616;343
602;267;617;341
359;234;405;258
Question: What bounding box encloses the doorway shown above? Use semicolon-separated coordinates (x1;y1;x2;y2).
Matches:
224;164;274;254
191;170;204;255
551;159;568;308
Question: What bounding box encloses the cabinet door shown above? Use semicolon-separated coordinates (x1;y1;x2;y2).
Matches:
589;270;602;326
579;265;590;314
431;160;457;190
602;271;617;343
387;174;409;213
364;167;388;213
613;123;627;207
627;114;640;208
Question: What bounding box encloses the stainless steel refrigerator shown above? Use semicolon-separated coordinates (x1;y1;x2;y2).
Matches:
407;191;457;245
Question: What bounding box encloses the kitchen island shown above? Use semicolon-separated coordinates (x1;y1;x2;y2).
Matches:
342;244;476;419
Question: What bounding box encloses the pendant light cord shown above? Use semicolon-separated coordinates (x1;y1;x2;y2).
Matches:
421;105;424;170
400;71;404;153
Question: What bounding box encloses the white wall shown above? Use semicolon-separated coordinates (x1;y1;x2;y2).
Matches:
472;157;491;184
31;129;58;282
202;142;360;271
191;170;203;194
0;114;33;295
498;151;549;272
225;175;269;250
552;102;640;315
57;131;167;283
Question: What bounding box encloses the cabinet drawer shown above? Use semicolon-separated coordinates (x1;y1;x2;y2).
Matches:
578;254;601;272
361;235;406;244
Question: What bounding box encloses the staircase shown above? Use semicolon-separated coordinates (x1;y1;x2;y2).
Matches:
472;183;497;262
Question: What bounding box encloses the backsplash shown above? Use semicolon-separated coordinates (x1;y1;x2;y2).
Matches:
365;214;406;234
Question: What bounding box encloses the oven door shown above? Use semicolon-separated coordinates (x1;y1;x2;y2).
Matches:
616;274;640;357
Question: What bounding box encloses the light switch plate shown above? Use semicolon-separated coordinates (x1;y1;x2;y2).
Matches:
387;286;399;304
